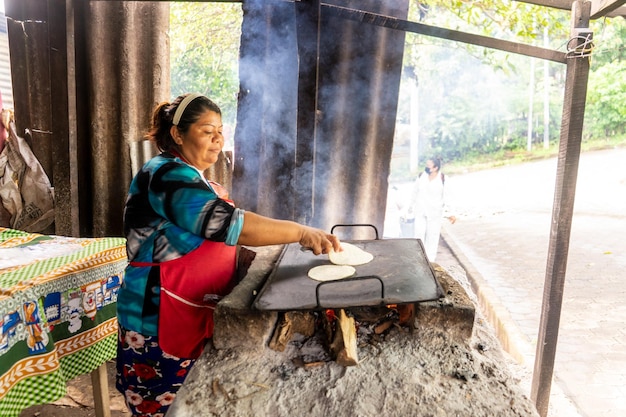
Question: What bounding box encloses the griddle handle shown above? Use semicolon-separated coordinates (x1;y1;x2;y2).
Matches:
330;224;379;240
314;275;385;309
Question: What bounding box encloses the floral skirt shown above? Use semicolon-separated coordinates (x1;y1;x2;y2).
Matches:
116;325;196;416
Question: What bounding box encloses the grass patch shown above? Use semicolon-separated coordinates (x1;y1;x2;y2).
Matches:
443;134;626;175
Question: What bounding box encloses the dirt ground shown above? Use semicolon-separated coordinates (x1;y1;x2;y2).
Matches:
18;360;130;417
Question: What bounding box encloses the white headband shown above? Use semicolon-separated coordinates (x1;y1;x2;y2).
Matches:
172;93;203;126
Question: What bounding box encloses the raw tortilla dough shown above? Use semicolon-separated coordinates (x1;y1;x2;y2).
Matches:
328;242;374;266
307;264;356;281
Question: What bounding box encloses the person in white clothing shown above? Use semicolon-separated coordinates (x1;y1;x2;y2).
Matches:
404;157;456;261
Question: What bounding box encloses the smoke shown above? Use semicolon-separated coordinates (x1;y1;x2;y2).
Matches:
234;0;409;239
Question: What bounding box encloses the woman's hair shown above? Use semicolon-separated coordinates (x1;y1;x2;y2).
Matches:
145;93;222;152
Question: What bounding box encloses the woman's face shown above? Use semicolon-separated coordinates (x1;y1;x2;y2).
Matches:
177;110;224;171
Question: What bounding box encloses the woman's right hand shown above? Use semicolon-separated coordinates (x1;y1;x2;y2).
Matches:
299;226;342;255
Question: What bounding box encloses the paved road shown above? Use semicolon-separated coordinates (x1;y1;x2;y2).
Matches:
385;147;626;417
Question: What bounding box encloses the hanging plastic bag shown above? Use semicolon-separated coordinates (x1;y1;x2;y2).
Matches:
0;110;55;232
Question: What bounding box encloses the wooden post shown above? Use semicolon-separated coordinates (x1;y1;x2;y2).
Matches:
530;2;591;416
5;0;80;237
91;363;111;417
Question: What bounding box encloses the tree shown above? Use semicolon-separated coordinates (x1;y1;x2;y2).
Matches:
170;2;243;125
399;0;624;166
583;17;626;137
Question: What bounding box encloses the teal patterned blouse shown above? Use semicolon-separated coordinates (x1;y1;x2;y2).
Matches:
117;152;244;335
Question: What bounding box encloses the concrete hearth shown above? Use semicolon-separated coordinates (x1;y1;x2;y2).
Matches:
212;246;475;351
166;245;538;417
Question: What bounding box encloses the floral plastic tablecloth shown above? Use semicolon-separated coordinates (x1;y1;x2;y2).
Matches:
0;227;127;416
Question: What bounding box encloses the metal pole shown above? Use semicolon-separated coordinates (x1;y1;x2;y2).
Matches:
530;2;591;416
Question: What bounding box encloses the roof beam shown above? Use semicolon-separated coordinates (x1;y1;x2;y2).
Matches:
590;0;626;18
85;0;626;18
516;0;626;18
515;0;575;10
323;4;567;64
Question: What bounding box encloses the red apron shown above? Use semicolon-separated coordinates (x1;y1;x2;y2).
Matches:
134;240;237;359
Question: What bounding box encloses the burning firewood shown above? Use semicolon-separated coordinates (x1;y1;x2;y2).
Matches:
374;320;393;334
330;309;358;366
397;303;415;327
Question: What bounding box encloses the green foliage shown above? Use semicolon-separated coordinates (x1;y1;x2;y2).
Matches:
170;2;243;124
443;133;626;175
585;60;626;136
401;0;623;168
582;18;626;137
588;17;626;67
414;1;569;48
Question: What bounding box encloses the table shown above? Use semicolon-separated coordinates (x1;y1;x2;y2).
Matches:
0;227;127;417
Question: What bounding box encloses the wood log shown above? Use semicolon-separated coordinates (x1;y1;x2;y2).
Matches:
330;309;358;366
374;320;393;335
269;311;315;352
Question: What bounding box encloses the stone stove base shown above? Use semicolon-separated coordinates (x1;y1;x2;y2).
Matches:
167;245;538;417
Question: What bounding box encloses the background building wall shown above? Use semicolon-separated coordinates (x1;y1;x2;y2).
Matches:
0;10;14;110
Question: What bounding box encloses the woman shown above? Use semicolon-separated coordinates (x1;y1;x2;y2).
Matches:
405;157;455;262
116;93;341;416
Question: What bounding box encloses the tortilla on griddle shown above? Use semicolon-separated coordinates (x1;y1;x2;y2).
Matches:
328;242;373;266
307;264;356;281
